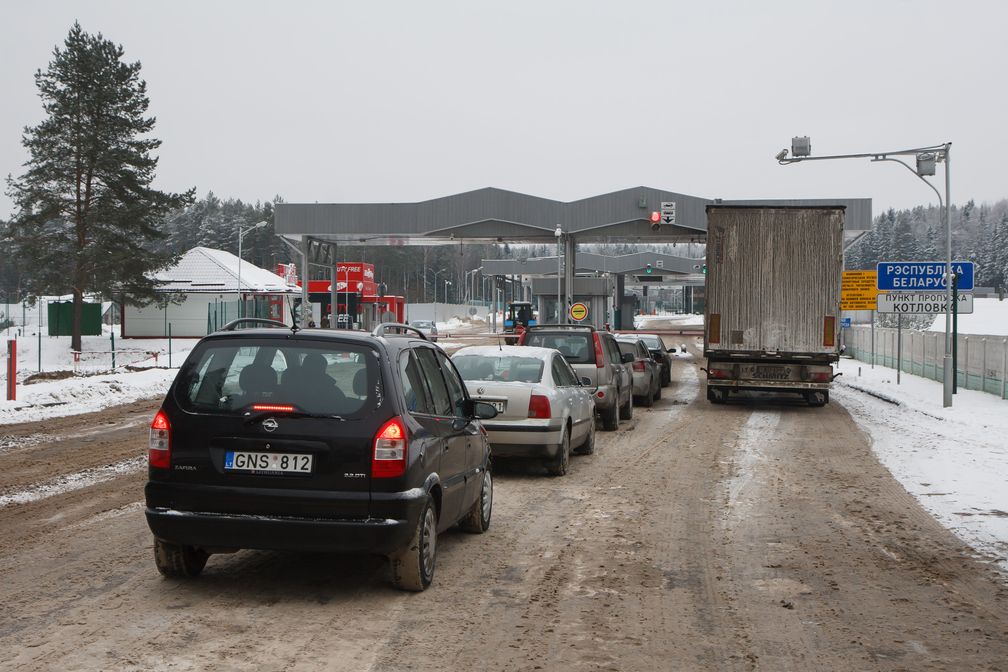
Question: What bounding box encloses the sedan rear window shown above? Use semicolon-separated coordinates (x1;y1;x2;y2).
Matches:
522;332;593;364
453;354;545;383
638;334;662;349
174;339;382;418
617;341;638;357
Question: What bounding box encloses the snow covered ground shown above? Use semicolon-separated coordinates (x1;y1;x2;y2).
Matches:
927;297;1008;336
833;356;1008;570
634;312;705;329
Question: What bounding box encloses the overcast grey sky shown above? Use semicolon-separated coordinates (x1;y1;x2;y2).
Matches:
2;1;1005;220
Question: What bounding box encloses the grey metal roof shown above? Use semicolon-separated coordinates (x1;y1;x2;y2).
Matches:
274;187;872;245
483;251;703;277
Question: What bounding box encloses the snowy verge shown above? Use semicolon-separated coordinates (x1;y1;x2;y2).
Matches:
833;357;1008;571
0;368;175;425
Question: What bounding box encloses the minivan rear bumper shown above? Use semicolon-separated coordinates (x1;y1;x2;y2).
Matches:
145;483;426;555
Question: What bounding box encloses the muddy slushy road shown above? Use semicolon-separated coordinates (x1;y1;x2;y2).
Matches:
1;341;1006;671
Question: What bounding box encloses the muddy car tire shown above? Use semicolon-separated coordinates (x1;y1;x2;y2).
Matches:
459;469;493;534
154;539;208;578
575;417;596;455
548;428;571;477
390;495;437;591
620;390;634;420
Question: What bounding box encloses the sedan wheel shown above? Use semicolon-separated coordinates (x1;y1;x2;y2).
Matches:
548;427;570;477
575;416;596;455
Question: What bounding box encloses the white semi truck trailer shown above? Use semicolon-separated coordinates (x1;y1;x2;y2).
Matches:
703;205;844;406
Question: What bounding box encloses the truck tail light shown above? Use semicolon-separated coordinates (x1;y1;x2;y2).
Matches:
528;394;552;419
372;417;408;478
593;332;605;368
709;314;721;344
708;367;733;380
823;316;836;347
811;370;832;383
632;360;645;372
149;410;171;469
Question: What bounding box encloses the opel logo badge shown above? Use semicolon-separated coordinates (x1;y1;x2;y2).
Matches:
477;387;485;395
262;418;278;432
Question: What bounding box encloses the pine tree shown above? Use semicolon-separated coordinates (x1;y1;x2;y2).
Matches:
4;23;193;350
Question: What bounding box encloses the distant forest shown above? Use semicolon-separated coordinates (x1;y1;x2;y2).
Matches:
845;199;1008;291
2;194;1006;310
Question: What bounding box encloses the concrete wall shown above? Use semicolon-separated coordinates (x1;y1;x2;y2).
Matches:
845;326;1008;399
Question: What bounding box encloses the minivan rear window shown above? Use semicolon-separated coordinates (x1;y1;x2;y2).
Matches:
523;332;594;364
174;339;382;418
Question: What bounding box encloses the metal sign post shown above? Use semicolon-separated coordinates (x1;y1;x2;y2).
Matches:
5;340;15;401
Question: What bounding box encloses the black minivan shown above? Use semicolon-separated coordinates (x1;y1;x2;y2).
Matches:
145;321;497;591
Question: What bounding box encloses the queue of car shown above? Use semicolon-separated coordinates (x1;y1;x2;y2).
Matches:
143;319;674;592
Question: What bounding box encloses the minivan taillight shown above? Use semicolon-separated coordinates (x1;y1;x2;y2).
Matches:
632;360;645;372
593;332;605;368
149;410;171;469
372;417;408;478
528;394;551;419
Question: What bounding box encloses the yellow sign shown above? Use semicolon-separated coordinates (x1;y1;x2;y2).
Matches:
841;270;882;311
569;302;589;321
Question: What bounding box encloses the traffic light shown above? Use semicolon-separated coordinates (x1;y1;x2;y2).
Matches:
702;264;707;274
649;211;661;231
645;263;652;274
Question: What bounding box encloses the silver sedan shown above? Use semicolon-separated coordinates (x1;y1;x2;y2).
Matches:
615;336;661;406
451;345;596;476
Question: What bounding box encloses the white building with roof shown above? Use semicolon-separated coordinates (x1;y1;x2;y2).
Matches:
122;247;300;338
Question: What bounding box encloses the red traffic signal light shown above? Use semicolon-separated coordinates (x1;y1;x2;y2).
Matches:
649;211;661;232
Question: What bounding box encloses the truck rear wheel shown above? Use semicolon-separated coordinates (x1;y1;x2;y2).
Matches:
806;390;829;407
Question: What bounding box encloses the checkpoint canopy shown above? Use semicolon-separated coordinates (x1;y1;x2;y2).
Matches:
273;187;873;246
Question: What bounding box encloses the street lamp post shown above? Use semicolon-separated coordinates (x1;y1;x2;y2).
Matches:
555;226;563;323
432;268;446;326
237;221;268;319
777;138;954;407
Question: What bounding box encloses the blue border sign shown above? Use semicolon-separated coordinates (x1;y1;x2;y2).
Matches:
876;261;974;291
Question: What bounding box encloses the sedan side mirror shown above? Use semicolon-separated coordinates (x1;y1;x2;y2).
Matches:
621;352;634;364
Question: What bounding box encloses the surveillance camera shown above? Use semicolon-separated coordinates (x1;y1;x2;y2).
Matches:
775;149;788;162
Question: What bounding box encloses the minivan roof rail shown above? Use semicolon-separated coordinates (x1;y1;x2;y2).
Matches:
371;322;428;340
220;318;289;332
